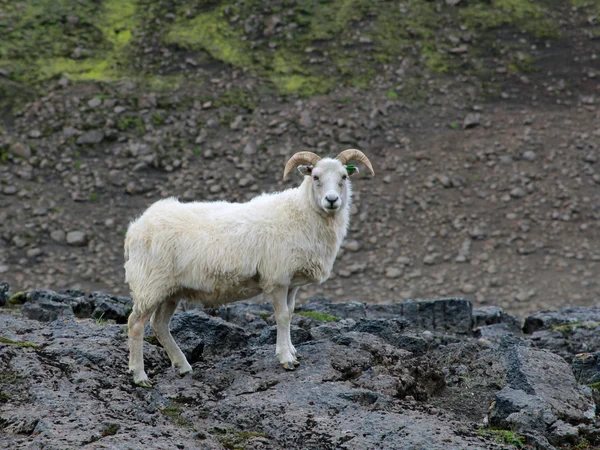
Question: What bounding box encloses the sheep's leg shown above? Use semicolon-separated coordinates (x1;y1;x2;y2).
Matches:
286;287;300;365
270;286;296;371
150;296;192;376
128;307;153;388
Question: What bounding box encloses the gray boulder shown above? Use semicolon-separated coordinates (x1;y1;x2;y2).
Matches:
488;344;595;446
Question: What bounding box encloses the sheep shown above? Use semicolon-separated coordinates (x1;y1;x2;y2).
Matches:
125;149;375;387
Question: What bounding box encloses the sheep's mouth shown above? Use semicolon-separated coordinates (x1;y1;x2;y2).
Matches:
324;205;340;212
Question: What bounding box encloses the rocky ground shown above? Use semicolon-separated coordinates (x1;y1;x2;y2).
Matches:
2;284;600;449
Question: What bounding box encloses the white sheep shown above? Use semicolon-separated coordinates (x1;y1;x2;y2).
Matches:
125;149;374;387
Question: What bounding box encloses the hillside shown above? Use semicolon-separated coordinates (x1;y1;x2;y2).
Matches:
0;0;599;316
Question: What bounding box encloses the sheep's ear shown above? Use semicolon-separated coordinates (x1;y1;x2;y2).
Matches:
345;165;359;177
297;165;313;176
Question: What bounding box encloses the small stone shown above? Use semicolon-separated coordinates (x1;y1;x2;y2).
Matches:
76;130;105;145
29;130;42;138
210;184;222;193
66;231;87;246
522;151;536;161
299;111;314;128
338;132;354;144
423;254;438;265
10;142;31;158
26;248;43;258
342;240;362;252
230;115;244;130
461;283;477;294
87;98;102;108
385;267;403;279
243;137;257;156
396;256;411;265
510;187;526;199
463;113;481;129
2;186;17;195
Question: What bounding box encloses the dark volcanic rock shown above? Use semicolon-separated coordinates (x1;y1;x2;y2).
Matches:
572;352;600;386
168;310;250;362
87;291;133;324
473;305;521;333
488;344;595;446
2;291;600;449
301;297;473;335
21;289;133;324
0;282;8;307
523;306;600;334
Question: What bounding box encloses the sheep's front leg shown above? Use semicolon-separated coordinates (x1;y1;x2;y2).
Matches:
269;285;297;371
287;287;300;365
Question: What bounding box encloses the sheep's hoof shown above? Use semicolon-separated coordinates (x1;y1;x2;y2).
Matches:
176;362;193;376
134;376;153;388
293;359;301;367
281;361;296;371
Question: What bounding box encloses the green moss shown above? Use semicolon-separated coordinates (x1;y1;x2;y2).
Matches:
477;429;526;448
0;336;39;349
551;321;597;337
587;382;600;390
8;291;27;305
116;114;145;133
151;113;165;126
216;88;257;111
144;335;161;346
572;438;593;450
165;9;253;68
101;423;120;437
297;311;340;322
0;390;11;401
0;370;19;384
209;427;269;450
161;405;190;427
460;0;560;39
258;311;271;322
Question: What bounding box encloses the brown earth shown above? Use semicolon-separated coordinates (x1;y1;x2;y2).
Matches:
0;0;599;318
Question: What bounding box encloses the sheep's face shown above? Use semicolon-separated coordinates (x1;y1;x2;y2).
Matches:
299;158;354;214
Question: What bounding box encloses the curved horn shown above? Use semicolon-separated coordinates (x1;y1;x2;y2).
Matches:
283;152;322;179
336;149;375;176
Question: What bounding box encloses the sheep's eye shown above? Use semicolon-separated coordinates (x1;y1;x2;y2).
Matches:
313;176;319;181
342;175;347;180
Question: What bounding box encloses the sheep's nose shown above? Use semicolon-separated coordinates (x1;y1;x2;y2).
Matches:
325;194;339;205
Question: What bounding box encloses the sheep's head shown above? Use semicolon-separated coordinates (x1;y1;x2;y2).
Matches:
283;149;375;214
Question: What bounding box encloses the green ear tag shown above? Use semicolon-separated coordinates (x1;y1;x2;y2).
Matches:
345;164;357;175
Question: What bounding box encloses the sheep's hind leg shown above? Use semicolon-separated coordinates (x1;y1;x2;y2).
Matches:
287;287;300;366
128;307;153;388
271;286;297;371
151;296;192;376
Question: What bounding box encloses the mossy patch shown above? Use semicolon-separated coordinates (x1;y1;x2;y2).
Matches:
477;429;526;449
551;321;598;337
160;405;190;427
297;311;340;322
7;291;27;305
101;422;121;437
209;427;269;450
0;336;39;349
